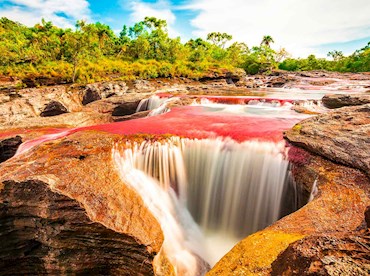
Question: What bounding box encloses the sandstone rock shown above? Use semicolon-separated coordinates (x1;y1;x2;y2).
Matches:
40;101;68;117
322;94;370;109
365;206;370;228
112;101;141;116
268;76;289;87
22;76;69;87
0;112;113;131
0;179;155;275
83;81;128;104
270;231;370;276
209;149;370;275
82;87;101;105
284;104;370;177
226;68;247;83
0;135;22;163
0;132;167;275
113;110;150;122
0;85;82;126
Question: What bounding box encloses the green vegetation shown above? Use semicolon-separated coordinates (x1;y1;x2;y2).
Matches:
279;43;370;72
0;17;369;84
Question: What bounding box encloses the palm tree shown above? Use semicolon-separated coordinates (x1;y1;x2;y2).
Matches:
260;35;274;47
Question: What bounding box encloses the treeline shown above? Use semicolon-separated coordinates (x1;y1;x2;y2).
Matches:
279;46;370;72
0;17;369;84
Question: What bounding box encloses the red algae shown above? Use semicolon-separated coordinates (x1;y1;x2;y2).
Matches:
85;106;300;142
14;103;309;155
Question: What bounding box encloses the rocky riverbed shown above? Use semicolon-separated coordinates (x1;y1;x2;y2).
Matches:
0;71;369;275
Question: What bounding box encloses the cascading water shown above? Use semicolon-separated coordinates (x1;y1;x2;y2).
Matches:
136;95;180;116
113;146;208;276
114;137;297;266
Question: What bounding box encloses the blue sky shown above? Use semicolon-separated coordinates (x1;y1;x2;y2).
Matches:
0;0;369;57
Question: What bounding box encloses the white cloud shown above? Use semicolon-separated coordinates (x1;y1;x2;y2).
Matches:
0;0;91;28
184;0;370;57
125;0;180;37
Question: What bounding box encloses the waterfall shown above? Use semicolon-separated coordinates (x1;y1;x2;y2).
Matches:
114;137;296;266
113;146;207;276
136;95;179;116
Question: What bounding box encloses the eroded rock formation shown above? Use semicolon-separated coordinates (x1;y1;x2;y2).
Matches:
209;103;370;275
0;179;155;275
0;132;171;275
322;94;370;109
0;135;22;163
284;104;370;177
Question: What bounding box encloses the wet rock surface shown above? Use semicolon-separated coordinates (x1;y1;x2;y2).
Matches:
40;100;68;117
0;132;170;275
209;99;370;275
0;179;155;275
0;135;22;163
209;149;370;275
322;94;370;108
270;230;370;276
284;104;370;177
1;71;370;275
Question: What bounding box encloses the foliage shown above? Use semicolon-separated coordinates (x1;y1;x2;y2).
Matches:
279;43;370;72
0;17;368;84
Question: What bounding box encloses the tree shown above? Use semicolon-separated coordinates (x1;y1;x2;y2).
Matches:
327;50;344;61
275;48;290;63
206;32;232;49
260;35;274;47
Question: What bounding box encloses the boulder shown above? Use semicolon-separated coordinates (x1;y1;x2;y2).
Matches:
266;76;289;87
284;104;370;177
40;101;68;117
322;94;370;109
0;135;22;163
82;87;101;105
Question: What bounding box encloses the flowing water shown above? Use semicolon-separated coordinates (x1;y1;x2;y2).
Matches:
14;91;328;273
113;136;295;266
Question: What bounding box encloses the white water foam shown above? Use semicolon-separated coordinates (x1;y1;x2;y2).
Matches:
114;137;293;266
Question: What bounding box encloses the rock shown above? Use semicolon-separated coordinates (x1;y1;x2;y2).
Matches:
22;76;69;88
270;231;370;276
82;87;101;105
0;179;155;275
133;79;152;91
209;149;370;275
266;76;289;88
0;112;113;131
82;81;128;105
322;94;370;109
40;101;68;117
0;131;209;275
226;68;247;83
113;110;150;122
0;85;82;126
366;206;370;228
284;104;370;177
112;101;141;116
0;135;22;163
83;81;128;105
0;132;168;274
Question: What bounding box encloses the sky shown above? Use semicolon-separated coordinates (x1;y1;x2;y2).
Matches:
0;0;369;57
